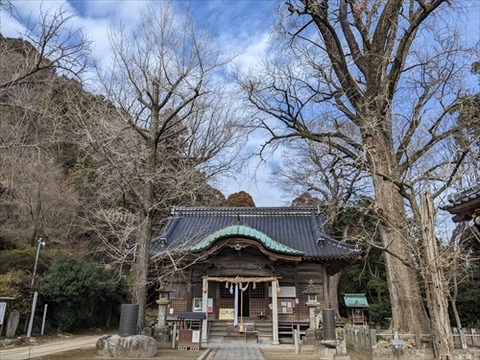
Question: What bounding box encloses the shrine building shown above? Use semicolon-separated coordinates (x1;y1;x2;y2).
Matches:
151;206;360;344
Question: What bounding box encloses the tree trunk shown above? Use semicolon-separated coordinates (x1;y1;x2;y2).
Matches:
132;80;159;332
376;181;429;332
450;298;462;331
366;132;430;332
449;257;463;330
421;192;455;360
385;254;425;332
327;272;342;319
132;211;152;331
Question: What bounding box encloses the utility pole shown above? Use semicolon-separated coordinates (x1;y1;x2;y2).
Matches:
27;238;46;338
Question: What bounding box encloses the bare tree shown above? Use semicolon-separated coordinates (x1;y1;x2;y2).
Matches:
237;0;479;335
74;2;242;329
277;140;373;318
0;5;90;157
1;151;78;245
0;5;90;246
275;141;367;224
0;5;90;93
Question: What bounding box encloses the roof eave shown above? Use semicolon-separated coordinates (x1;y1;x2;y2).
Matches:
191;237;303;262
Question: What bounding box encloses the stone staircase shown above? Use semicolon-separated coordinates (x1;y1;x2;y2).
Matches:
255;321;273;344
207;320;274;344
208;321;228;343
278;321;309;344
207;320;309;344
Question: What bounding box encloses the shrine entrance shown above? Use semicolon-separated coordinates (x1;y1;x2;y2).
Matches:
217;280;253;320
200;276;282;344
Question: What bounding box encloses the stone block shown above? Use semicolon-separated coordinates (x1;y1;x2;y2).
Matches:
5;310;20;338
96;334;158;358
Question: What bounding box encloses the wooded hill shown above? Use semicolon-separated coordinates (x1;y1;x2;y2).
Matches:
1;0;480;340
2;35;223;243
0;33;230;320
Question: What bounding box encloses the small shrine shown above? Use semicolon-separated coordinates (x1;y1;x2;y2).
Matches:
343;294;369;325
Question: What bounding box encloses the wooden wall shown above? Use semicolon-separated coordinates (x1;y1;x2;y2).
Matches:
165;259;328;321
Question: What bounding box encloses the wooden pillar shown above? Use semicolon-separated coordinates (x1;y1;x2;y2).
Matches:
293;267;299;320
187;268;193;311
201;277;208;343
271;280;279;345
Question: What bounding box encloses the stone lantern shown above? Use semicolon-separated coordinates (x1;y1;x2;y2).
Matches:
155;282;171;330
303;279;321;331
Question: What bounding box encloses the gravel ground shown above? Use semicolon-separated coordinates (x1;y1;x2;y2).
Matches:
38;347;320;360
261;346;318;360
40;347;206;359
1;335;320;360
38;346;320;360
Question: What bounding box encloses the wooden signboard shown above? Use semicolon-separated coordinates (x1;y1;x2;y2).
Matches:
219;308;234;320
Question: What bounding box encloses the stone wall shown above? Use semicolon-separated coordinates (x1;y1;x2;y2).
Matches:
345;325;480;360
347;345;480;360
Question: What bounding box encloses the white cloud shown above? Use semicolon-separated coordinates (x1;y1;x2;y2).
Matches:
219;159;287;207
1;0;286;206
231;32;270;73
0;10;24;38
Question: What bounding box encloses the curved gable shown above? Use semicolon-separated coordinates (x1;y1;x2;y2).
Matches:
190;224;304;255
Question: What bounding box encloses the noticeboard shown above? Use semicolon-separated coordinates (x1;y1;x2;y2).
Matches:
219;308;234;320
0;302;6;325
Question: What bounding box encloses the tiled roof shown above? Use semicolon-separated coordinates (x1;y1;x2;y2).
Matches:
190;224;304;255
344;293;369;308
440;185;480;222
152;207;359;261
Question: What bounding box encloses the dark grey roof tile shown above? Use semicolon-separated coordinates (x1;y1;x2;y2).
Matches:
152;207;358;259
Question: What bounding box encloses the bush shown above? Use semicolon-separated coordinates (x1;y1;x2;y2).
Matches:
0;271;32;316
40;256;129;331
0;247;51;275
450;265;480;328
367;302;392;327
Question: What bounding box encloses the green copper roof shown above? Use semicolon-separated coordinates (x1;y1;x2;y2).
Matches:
344;294;369;308
190;224;304;255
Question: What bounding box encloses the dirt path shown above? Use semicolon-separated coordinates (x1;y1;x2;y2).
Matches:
0;335;99;360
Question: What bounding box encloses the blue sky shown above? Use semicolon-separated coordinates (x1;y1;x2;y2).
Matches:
0;0;287;206
1;1;479;207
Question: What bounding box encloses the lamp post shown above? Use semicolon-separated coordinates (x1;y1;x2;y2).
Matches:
31;238;46;287
303;279;321;335
27;238;46;338
155;282;171;343
155;283;171;329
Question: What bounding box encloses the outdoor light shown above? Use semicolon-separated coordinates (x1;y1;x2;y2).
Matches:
304;279;320;304
156;282;171;329
474;215;480;230
156;282;171;301
31;238;46;287
471;209;480;230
